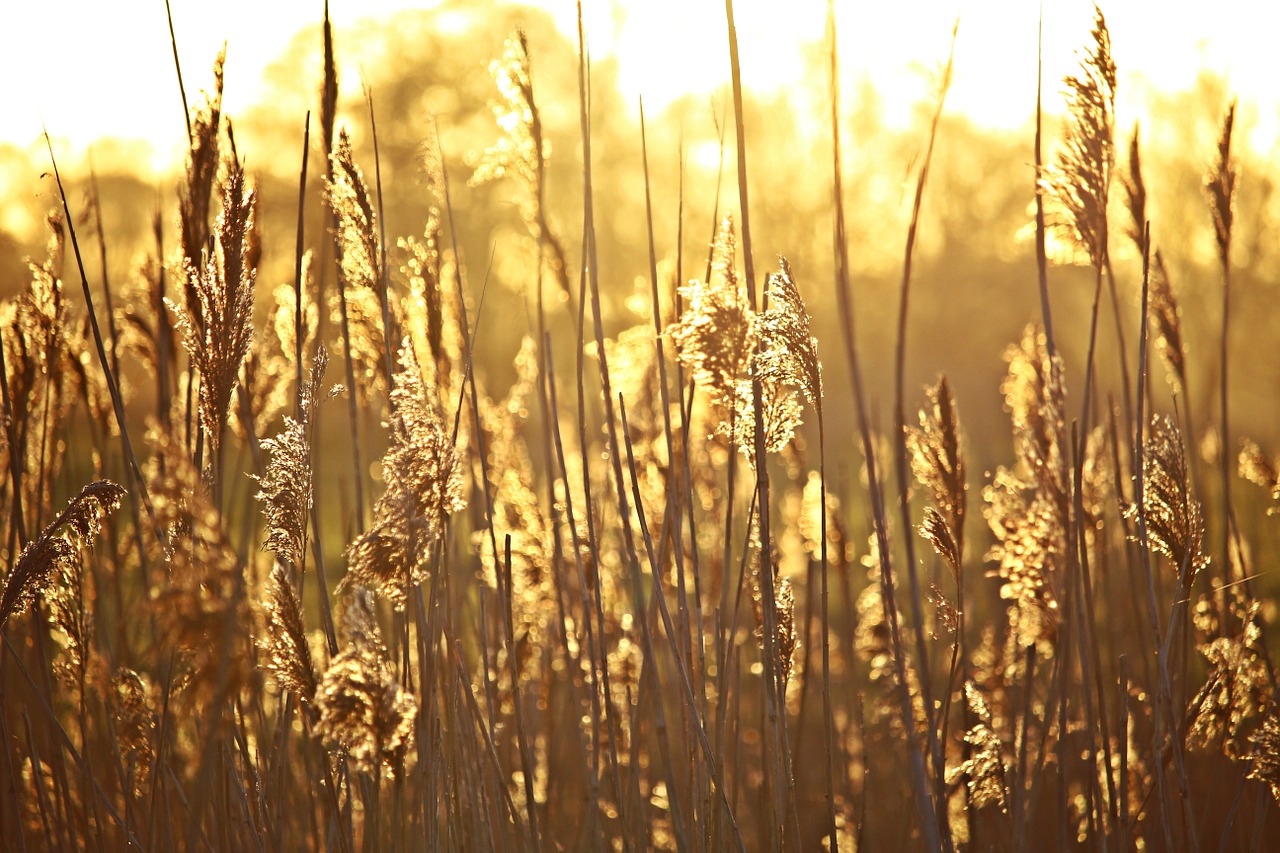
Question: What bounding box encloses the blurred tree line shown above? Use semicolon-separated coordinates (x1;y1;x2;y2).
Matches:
2;0;1277;500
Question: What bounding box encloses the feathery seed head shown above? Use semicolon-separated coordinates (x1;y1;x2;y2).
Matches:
910;376;966;576
260;562;319;706
327;128;381;295
109;668;156;797
947;683;1008;811
315;587;416;775
1045;4;1116;270
344;339;464;609
1134;415;1207;590
756;257;823;409
1248;709;1280;805
1206;100;1238;270
0;480;125;630
179;49;226;323
170;157;258;453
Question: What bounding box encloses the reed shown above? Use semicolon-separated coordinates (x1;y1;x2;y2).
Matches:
1;3;1278;851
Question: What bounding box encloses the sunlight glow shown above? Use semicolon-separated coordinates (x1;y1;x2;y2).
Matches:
2;0;1276;165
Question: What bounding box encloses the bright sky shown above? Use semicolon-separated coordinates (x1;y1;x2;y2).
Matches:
1;0;1277;171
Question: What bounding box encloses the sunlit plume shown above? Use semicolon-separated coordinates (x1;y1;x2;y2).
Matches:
984;325;1068;646
344;338;464;611
315;588;417;777
169;154;258;456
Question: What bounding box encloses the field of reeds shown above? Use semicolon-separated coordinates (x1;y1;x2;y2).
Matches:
1;1;1278;850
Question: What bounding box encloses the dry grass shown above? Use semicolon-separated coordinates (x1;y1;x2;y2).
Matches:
0;3;1277;852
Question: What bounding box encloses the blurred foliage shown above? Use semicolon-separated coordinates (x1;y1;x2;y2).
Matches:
1;0;1277;492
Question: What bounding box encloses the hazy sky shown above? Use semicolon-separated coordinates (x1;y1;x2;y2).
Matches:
2;0;1276;171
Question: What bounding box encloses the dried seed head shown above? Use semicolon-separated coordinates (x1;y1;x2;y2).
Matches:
315;588;416;775
985;326;1068;644
1248;708;1280;805
1133;415;1207;591
984;474;1062;645
320;1;338;158
344;339;464;609
947;683;1008;811
1205;101;1238;271
254;418;311;572
1;536;76;632
470;30;570;302
253;349;332;574
757;257;822;409
1002;325;1068;504
1044;4;1116;270
170;158;257;454
260;560;319;707
1121;125;1147;254
326;132;390;402
0;480;125;630
179;49;226;310
110;667;156;797
327;128;381;296
725;377;803;468
668;235;817;466
909;375;966;576
146;428;250;704
668;215;752;416
471;30;542;194
1149;252;1186;391
920;507;961;581
1188;592;1269;757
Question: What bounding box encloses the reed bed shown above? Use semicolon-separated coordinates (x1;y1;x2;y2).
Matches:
0;2;1277;850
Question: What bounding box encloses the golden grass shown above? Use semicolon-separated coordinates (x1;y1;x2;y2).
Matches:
0;4;1277;852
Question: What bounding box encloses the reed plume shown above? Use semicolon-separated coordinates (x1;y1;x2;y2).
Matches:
1206;102;1238;272
178;50;226;330
344;338;463;610
320;0;338;160
1121;125;1147;252
147;426;250;703
109;667;157;797
3;213;83;518
1134;416;1207;592
668;231;819;465
756;257;822;408
1248;708;1280;804
0;480;125;630
984;326;1067;644
315;588;417;775
260;561;319;706
170;156;257;455
470;29;570;301
949;682;1007;811
477;338;550;592
254;347;331;574
1207;100;1238;610
1124;129;1188;395
326;129;392;398
1188;592;1270;757
668;215;752;423
910;376;966;577
399;131;451;380
1044;4;1115;270
327;130;381;297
